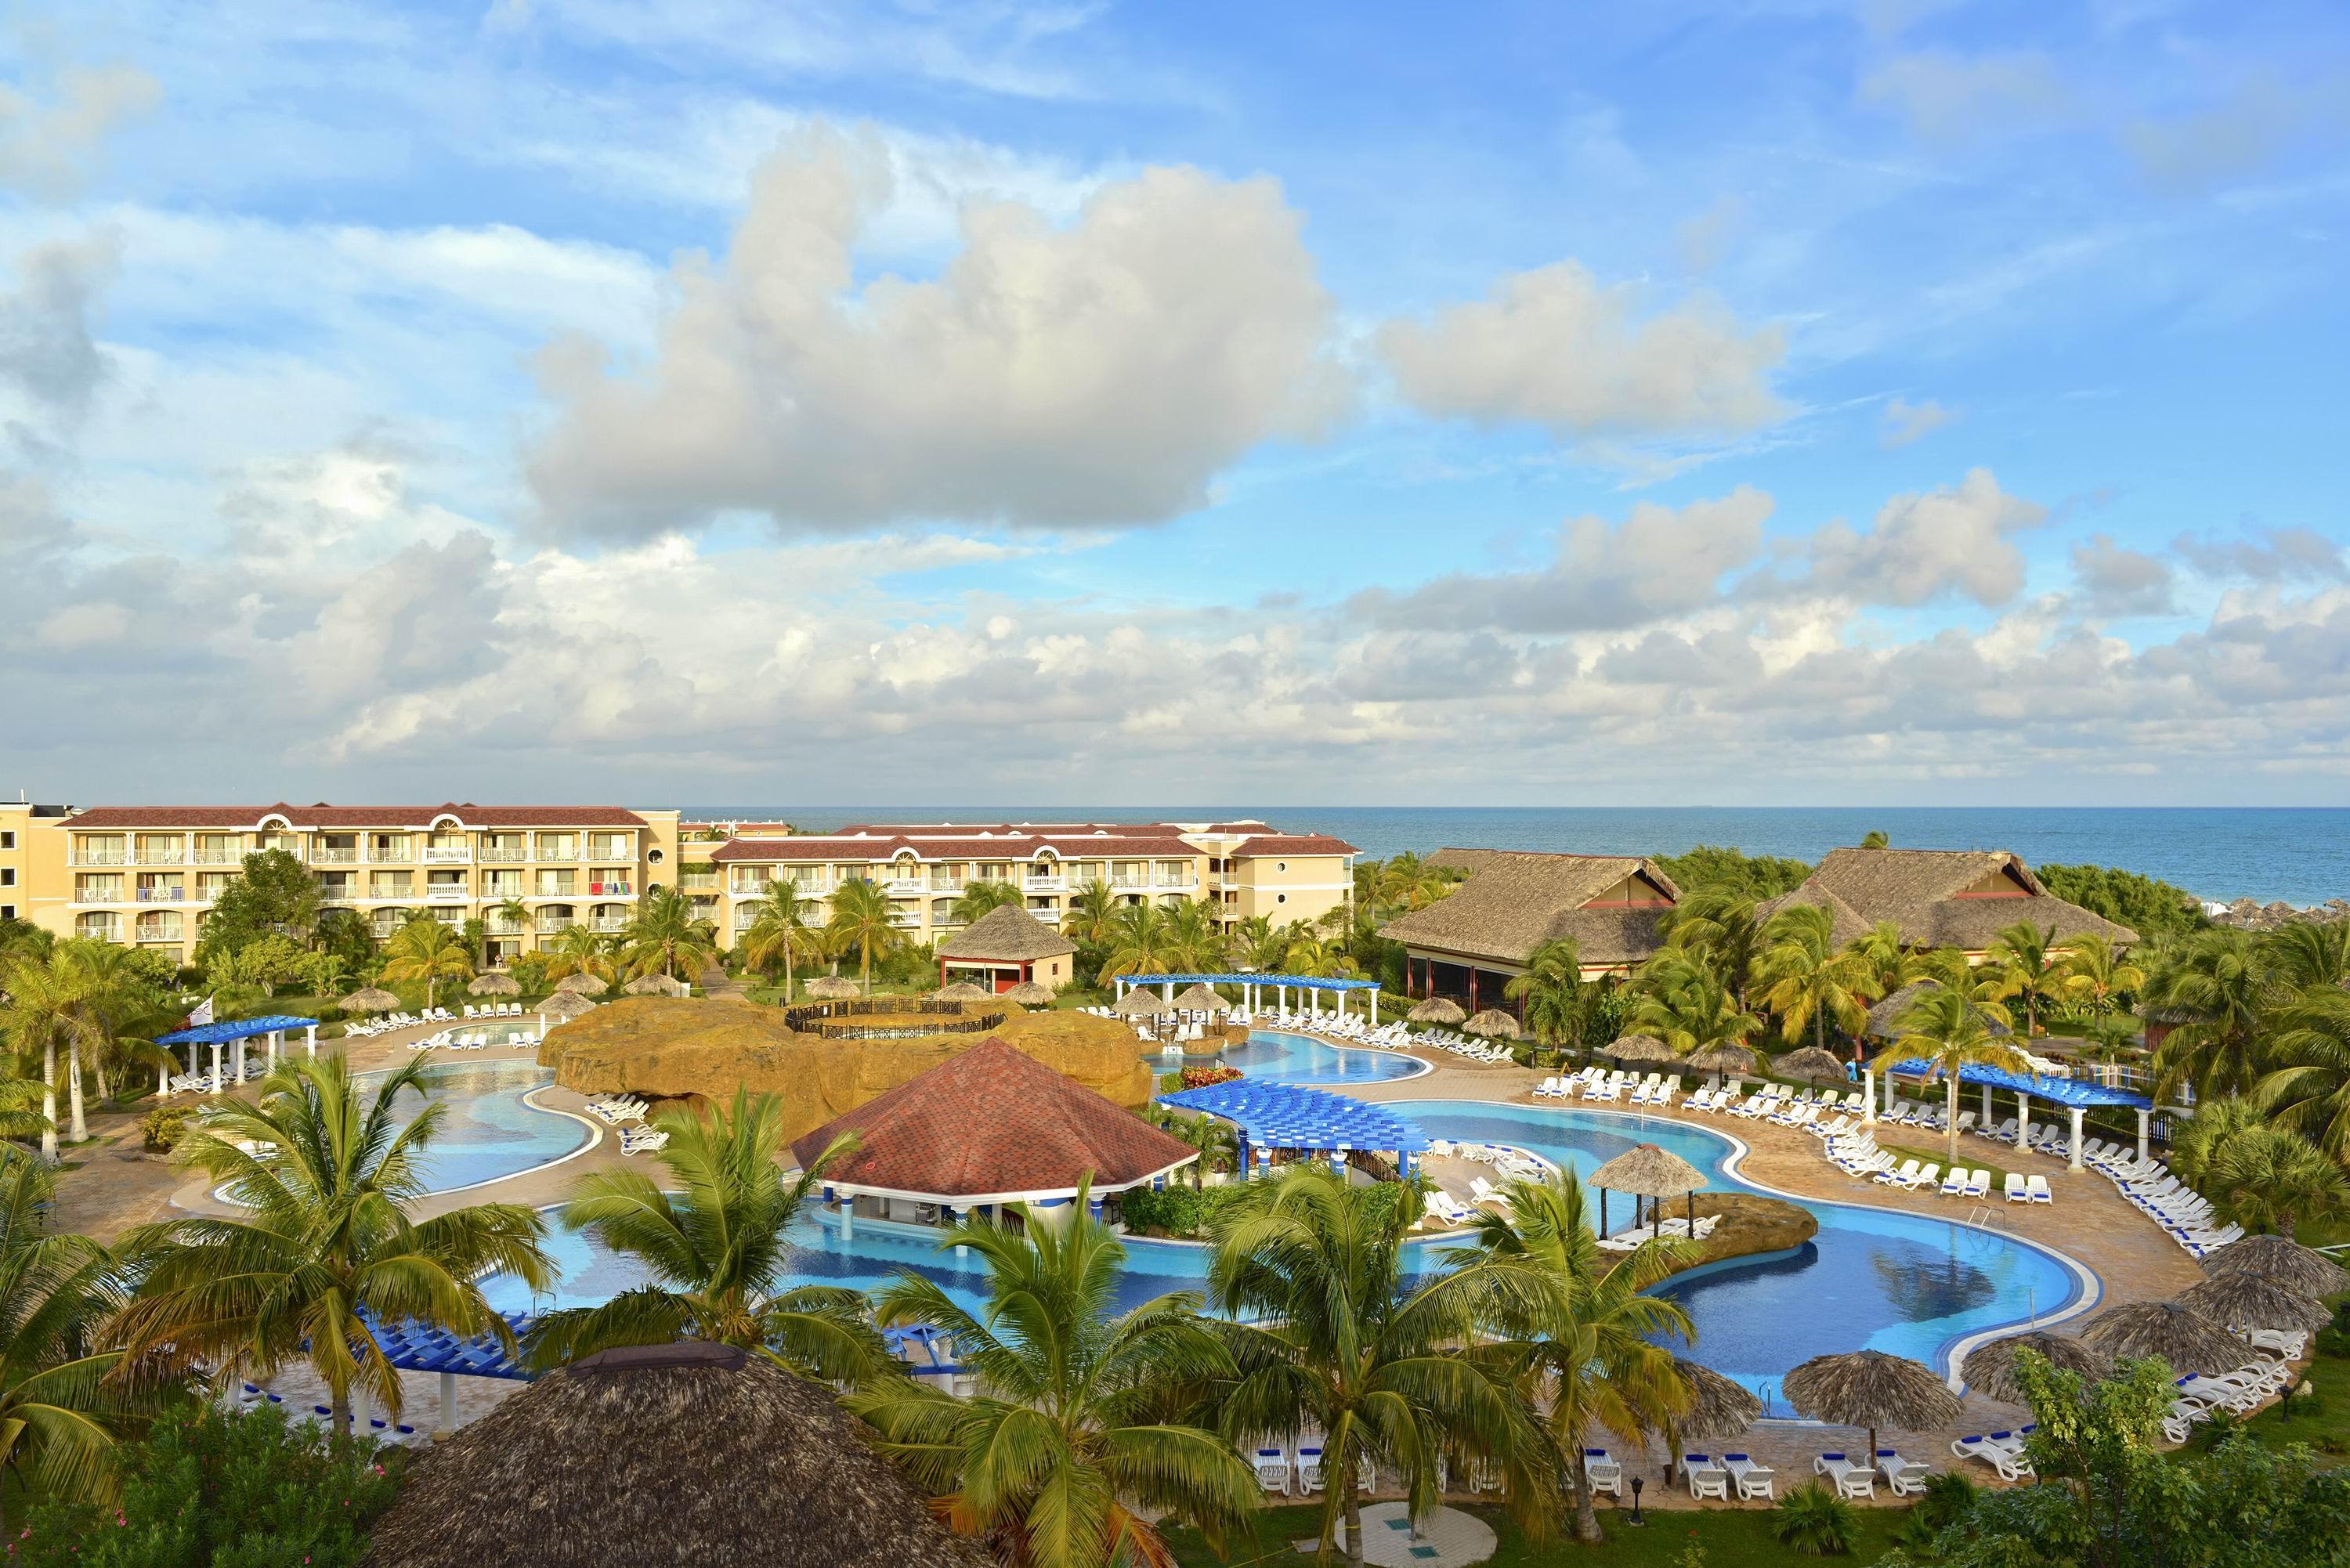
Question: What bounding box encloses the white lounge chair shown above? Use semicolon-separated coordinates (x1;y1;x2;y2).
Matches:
1951;1433;2034;1481
1815;1453;1874;1499
2026;1174;2052;1204
1683;1454;1730;1500
1875;1450;1929;1495
1723;1453;1776;1499
1582;1449;1622;1497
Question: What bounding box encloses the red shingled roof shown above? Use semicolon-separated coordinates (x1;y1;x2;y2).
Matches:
790;1038;1196;1199
713;833;1197;863
1228;834;1360;857
65;802;647;829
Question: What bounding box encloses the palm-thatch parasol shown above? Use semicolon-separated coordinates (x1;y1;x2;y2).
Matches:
932;981;992;1001
1658;1355;1762;1482
554;971;607;996
624;973;689;997
1172;982;1229;1014
2203;1234;2350;1299
1589;1141;1707;1241
1782;1349;1964;1468
467;971;522;997
2175;1273;2332;1336
1608;1032;1676;1064
1004;980;1056;1006
1686;1042;1755;1086
1408;995;1466;1025
1960;1331;2113;1405
1776;1045;1847;1082
2079;1299;2247;1374
539;990;598;1024
1111;989;1173;1018
804;976;860;1001
340;986;400;1013
358;1342;992;1568
1463;1008;1523;1039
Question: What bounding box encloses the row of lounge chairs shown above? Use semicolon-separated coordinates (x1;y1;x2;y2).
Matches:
1818;1124;2047;1201
342;1008;455;1036
1596;1214;1718;1252
1679;1451;1775;1499
1242;1436;1376;1497
620;1125;670;1156
410;1028;539;1052
461;1002;531;1018
1952;1428;2037;1480
1533;1068;1683;1105
2083;1146;2246;1257
587;1096;646;1124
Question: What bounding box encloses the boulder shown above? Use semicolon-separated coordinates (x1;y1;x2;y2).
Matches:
537;996;1155;1146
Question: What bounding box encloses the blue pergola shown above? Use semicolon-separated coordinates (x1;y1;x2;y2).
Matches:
1881;1054;2156;1169
1157;1080;1430;1176
1116;971;1385;1024
154;1014;320;1097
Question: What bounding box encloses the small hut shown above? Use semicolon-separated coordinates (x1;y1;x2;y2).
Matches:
2203;1234;2350;1299
1111;989;1173;1020
1686;1042;1755;1086
1408;995;1466;1026
341;987;401;1014
1959;1331;2112;1405
539;991;598;1024
1782;1349;1963;1468
359;1342;994;1568
2175;1274;2331;1336
1589;1142;1707;1241
1661;1357;1763;1481
624;974;689;997
2079;1300;2247;1375
1172;983;1230;1016
467;972;522;997
935;905;1076;993
804;976;860;1001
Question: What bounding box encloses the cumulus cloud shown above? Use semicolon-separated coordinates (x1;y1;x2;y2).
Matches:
526;125;1348;540
1859;51;2068;139
2175;526;2348;583
0;234;119;423
2070;532;2176;616
1878;396;1955;448
2123;76;2332;194
1790;468;2047;607
0;62;159;198
1376;262;1788;439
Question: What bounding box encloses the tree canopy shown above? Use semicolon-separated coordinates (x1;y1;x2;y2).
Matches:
1652;843;1813;900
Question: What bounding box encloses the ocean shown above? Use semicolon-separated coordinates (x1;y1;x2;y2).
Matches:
683;806;2350;908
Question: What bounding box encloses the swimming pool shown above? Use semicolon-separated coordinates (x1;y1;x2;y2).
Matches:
1145;1029;1429;1086
367;1060;592;1194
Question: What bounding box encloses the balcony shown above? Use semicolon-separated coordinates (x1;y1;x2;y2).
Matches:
423;847;472;865
479;848;528;864
926;876;967;894
135;887;186;903
585;883;634;898
535;847;579;863
71;851;127;866
77;888;125;904
192;851;242;865
425;886;469;903
1024;874;1065;893
313;847;360;864
133;850;186;866
882;877;926;896
678;873;721;891
371;850;414;865
888;911;922;929
484;916;524;936
136;926;183;944
591;916;628;934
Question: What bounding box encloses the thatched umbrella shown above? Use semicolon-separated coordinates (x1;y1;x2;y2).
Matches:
2080;1300;2247;1374
1589;1141;1707;1241
1408;995;1466;1025
539;990;597;1025
932;981;992;1001
341;986;401;1014
804;976;859;1001
2175;1273;2332;1336
624;973;688;997
1783;1349;1963;1469
1777;1045;1846;1083
1463;1008;1523;1039
1172;983;1229;1014
1687;1042;1755;1087
1004;980;1056;1006
1655;1356;1763;1483
359;1342;993;1568
467;972;522;997
1960;1331;2113;1404
1111;989;1173;1018
2203;1234;2350;1299
554;971;607;997
1608;1032;1676;1064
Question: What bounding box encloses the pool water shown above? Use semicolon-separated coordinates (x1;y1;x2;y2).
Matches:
368;1060;590;1194
1145;1029;1429;1086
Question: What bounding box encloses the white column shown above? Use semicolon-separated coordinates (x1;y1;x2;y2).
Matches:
2135;1106;2150;1165
270;1028;283;1068
1371;988;1379;1026
1885;1070;1897;1116
2016;1093;2030;1150
1862;1069;1876;1125
350;1385;369;1439
158;1059;172;1097
1982;1082;1994;1125
232;1034;245;1083
840;1197;855;1241
1163;981;1174;1003
305;1024;317;1058
436;1371;459;1439
2067;1106;2085;1172
209;1042;223;1095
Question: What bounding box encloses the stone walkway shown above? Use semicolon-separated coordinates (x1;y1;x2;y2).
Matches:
1296;1503;1495;1566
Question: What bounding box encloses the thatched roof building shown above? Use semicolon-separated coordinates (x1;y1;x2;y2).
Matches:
934;903;1077;993
1959;1331;2111;1404
1607;1033;1675;1062
342;986;400;1013
1866;980;2012;1040
1003;980;1057;1006
1757;847;2137;955
2203;1234;2350;1298
554;971;608;996
2080;1300;2245;1373
360;1342;992;1568
2175;1273;2330;1335
1380;853;1682;1006
623;973;689;996
1782;1349;1963;1461
1589;1143;1706;1198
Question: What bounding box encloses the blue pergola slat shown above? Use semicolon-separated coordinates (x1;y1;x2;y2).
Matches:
1124;972;1379;992
1157;1081;1430;1153
1881;1057;2150;1110
155;1013;320;1046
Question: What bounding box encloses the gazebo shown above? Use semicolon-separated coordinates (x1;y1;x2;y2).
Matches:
1155;1079;1432;1181
1877;1053;2153;1172
935;905;1076;994
154;1013;321;1097
790;1039;1197;1237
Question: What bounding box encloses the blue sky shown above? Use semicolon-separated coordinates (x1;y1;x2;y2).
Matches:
4;1;2348;807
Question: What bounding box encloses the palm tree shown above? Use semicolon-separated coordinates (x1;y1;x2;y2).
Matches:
849;1190;1260;1568
1206;1165;1552;1568
1843;919;1920;1003
378;916;475;1010
1657;891;1763;1003
949;878;1025;928
1893;983;2028;1166
541;923;616;986
2146;928;2269;1104
741;880;823;1002
0;1147;164;1508
1;954;87;1159
2198;1122;2350;1238
2055;932;2146;1017
1628;952;1762;1059
114;1054;552;1434
52;938;172;1120
1444;1169;1696;1544
2168;1095;2265;1189
1504;937;1586;1057
1752;905;1870;1056
1061;879;1119;950
825;877;906;996
618;887;718;983
524;1090;883;1378
2258;919;2350;995
493;896;532;951
1156;1110;1238;1189
1225;914;1293;975
1163;898;1224;970
1096;902;1175;986
1989;921;2066;1039
2258;986;2350;1162
1284;934;1359;981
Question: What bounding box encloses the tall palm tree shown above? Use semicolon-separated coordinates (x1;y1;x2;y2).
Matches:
1155;1110;1238;1189
1096;903;1175;986
1657;891;1763;1003
1627;952;1762;1060
540;923;616;985
1843;919;1920;1003
1989;921;2066;1039
1893;983;2028;1166
0;1147;164;1508
1;954;87;1158
524;1090;882;1379
619;887;718;982
1163;898;1224;970
493;896;532;948
52;938;172;1122
949;877;1025;928
1224;914;1293;975
2055;932;2146;1017
2258;919;2350;995
1206;1165;1552;1568
1752;905;1870;1056
2145;927;2269;1104
1061;879;1119;951
849;1191;1260;1568
1504;937;1586;1057
741;880;823;1002
1444;1169;1695;1543
826;878;906;996
2258;986;2350;1162
114;1054;552;1433
2168;1095;2265;1189
2197;1122;2350;1239
1284;934;1359;981
378;916;475;1010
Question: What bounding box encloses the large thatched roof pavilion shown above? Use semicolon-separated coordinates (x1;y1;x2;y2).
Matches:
935;903;1076;993
361;1342;992;1568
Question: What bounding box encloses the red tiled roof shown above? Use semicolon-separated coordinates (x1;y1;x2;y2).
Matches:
790;1038;1196;1198
712;833;1197;863
1228;834;1360;858
65;802;647;829
833;821;1175;836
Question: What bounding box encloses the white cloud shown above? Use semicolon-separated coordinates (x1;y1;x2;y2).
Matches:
526;125;1349;540
1878;396;1956;448
2175;526;2348;583
2070;532;2175;616
1859;51;2068;140
1791;468;2047;607
0;233;117;425
0;62;159;198
1376;262;1788;439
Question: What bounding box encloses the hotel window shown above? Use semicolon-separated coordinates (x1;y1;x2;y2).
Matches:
193;833;240;865
316;873;356;901
537;869;577;896
75;912;121;940
537;833;579;862
136;834;183;865
369;833;411;863
258;833;299;855
136;873;184;903
0;906;13;921
483;870;523;897
588;832;631;860
482;833;527;862
0;868;11;887
76;873;123;901
0;830;12;848
425;831;469;862
76;835;126;865
369;871;413;899
313;833;360;864
197;872;233;901
588;868;633;896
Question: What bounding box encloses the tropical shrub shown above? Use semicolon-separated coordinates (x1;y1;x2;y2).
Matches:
1179;1064;1242;1089
2035;863;2207;941
12;1403;403;1567
1119;1176;1411;1239
140;1105;195;1152
1654;843;1813;899
1773;1482;1860;1556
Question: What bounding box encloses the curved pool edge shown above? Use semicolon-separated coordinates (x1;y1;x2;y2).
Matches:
419;1086;609;1198
1398;1097;2106;1391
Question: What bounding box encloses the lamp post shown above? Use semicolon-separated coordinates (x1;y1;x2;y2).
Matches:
1628;1475;1645;1526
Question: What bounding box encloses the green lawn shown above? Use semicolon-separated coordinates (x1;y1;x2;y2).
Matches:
1869;1139;2019;1192
1161;1500;1910;1567
2187;1299;2350;1465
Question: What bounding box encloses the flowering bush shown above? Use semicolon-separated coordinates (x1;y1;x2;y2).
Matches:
1178;1064;1242;1089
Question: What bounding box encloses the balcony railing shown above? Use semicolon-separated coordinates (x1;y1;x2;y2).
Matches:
425;886;469;903
136;927;182;943
535;918;574;934
585;883;634;898
192;850;242;865
535;846;578;862
537;887;578;900
484;917;524;935
1024;875;1065;892
678;874;720;890
136;887;186;903
479;849;528;863
368;887;415;903
371;849;413;864
883;877;926;895
133;851;186;865
927;876;967;894
888;912;923;929
72;851;127;866
591;917;628;933
313;847;360;863
423;847;472;864
77;888;124;903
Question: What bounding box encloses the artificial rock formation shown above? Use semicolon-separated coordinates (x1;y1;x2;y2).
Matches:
537;996;1155;1144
